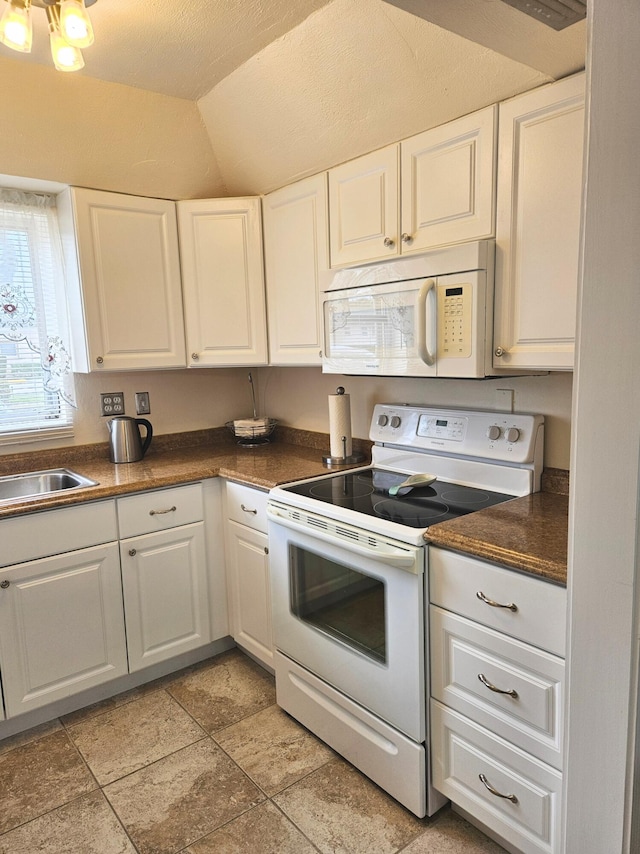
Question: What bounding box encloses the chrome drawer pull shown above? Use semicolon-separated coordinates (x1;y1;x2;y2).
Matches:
149;505;177;516
476;591;518;612
241;504;257;515
479;773;518;803
478;673;519;699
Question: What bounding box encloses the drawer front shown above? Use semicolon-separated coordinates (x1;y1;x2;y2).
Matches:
430;606;564;769
0;500;117;567
429;547;567;657
226;481;268;533
431;700;562;854
117;483;203;538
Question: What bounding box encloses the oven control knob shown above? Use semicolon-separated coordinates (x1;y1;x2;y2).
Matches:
377;414;389;427
390;415;402;429
505;427;521;443
487;425;501;441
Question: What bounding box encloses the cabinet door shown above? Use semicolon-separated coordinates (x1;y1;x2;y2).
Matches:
329;145;400;268
263;174;329;365
177;198;268;367
59;187;186;372
493;74;585;370
0;543;127;717
401;106;496;253
120;522;210;672
225;520;273;668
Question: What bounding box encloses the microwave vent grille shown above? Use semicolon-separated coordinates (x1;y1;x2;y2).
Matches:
499;0;586;30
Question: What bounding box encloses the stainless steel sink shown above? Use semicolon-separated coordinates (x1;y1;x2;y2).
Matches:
0;468;98;505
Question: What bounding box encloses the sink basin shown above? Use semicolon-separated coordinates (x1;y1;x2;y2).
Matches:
0;468;98;505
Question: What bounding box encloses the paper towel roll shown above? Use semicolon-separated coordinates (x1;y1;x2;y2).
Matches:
328;390;353;458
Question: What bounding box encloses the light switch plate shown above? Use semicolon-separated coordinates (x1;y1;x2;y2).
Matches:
101;392;125;417
135;392;150;415
495;388;514;413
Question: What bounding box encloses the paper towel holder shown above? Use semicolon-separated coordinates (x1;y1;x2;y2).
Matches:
322;387;367;468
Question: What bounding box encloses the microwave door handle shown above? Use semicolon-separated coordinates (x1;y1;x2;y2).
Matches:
417;278;436;366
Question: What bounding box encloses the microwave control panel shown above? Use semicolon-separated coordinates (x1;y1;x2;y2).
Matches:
438;283;472;359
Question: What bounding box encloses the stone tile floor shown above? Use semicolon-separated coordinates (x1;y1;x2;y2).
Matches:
0;649;506;854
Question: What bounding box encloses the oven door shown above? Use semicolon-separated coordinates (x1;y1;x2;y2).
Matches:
267;501;425;742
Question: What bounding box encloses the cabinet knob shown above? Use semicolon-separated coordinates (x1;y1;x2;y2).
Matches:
0;580;9;589
264;546;269;555
383;237;395;247
401;232;413;244
494;347;505;358
129;548;136;557
191;353;199;361
96;356;104;364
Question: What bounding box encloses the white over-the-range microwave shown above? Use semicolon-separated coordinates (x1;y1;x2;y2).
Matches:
322;240;517;379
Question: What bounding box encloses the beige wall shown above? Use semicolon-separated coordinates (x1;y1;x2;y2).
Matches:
0;57;224;200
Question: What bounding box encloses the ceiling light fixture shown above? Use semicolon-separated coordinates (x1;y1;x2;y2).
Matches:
0;0;96;71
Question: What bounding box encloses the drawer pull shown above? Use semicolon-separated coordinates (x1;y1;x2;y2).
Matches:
479;773;518;804
476;591;518;612
241;504;258;515
478;673;519;699
149;506;177;516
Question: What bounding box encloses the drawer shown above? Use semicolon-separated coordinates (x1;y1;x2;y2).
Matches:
430;606;564;769
429;547;567;657
117;483;203;538
431;700;563;854
226;481;268;533
0;500;117;567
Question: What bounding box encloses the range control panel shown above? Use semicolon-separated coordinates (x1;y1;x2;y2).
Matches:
370;404;544;464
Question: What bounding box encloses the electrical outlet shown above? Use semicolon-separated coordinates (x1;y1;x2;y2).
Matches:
100;392;125;417
495;388;515;413
135;391;150;415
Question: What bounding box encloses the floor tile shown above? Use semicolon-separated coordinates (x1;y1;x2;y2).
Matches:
186;800;318;854
66;690;206;785
214;704;334;795
273;757;425;854
104;738;264;854
0;790;136;854
0;730;97;835
61;679;161;727
403;808;507;852
0;719;62;757
167;649;276;733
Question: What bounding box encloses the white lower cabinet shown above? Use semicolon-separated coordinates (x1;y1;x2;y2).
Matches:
117;484;211;672
224;481;273;669
429;546;567;854
0;502;128;718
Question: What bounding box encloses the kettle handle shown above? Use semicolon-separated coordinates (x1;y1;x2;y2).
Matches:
136;418;153;458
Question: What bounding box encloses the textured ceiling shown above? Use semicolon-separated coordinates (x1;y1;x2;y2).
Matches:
0;0;585;101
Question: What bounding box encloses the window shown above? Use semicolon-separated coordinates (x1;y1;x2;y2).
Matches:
0;189;75;443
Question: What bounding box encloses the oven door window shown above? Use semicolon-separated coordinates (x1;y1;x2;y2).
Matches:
289;544;386;664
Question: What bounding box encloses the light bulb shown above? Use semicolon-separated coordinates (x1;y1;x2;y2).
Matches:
46;3;84;71
59;0;93;48
0;0;33;53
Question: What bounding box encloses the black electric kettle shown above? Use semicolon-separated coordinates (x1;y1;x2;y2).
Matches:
107;416;153;463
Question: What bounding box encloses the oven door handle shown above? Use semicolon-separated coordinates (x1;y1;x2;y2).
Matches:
267;505;422;573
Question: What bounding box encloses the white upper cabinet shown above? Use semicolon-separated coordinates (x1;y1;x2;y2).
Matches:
493;74;585;371
59;187;187;372
328;106;496;268
263;174;330;366
177;198;268;367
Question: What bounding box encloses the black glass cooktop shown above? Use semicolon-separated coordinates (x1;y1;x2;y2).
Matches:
281;468;513;529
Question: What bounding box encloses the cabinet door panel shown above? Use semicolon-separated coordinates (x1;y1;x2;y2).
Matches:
494;74;585;370
59;188;186;372
178;198;267;366
401;106;496;253
121;523;210;672
0;543;127;717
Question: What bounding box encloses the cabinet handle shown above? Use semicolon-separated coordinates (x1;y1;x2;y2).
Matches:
383;237;395;247
494;347;505;357
479;773;518;804
476;591;518;612
149;505;177;516
96;356;104;364
241;504;257;515
478;673;518;699
401;232;412;244
0;580;9;589
129;548;137;557
191;353;199;361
